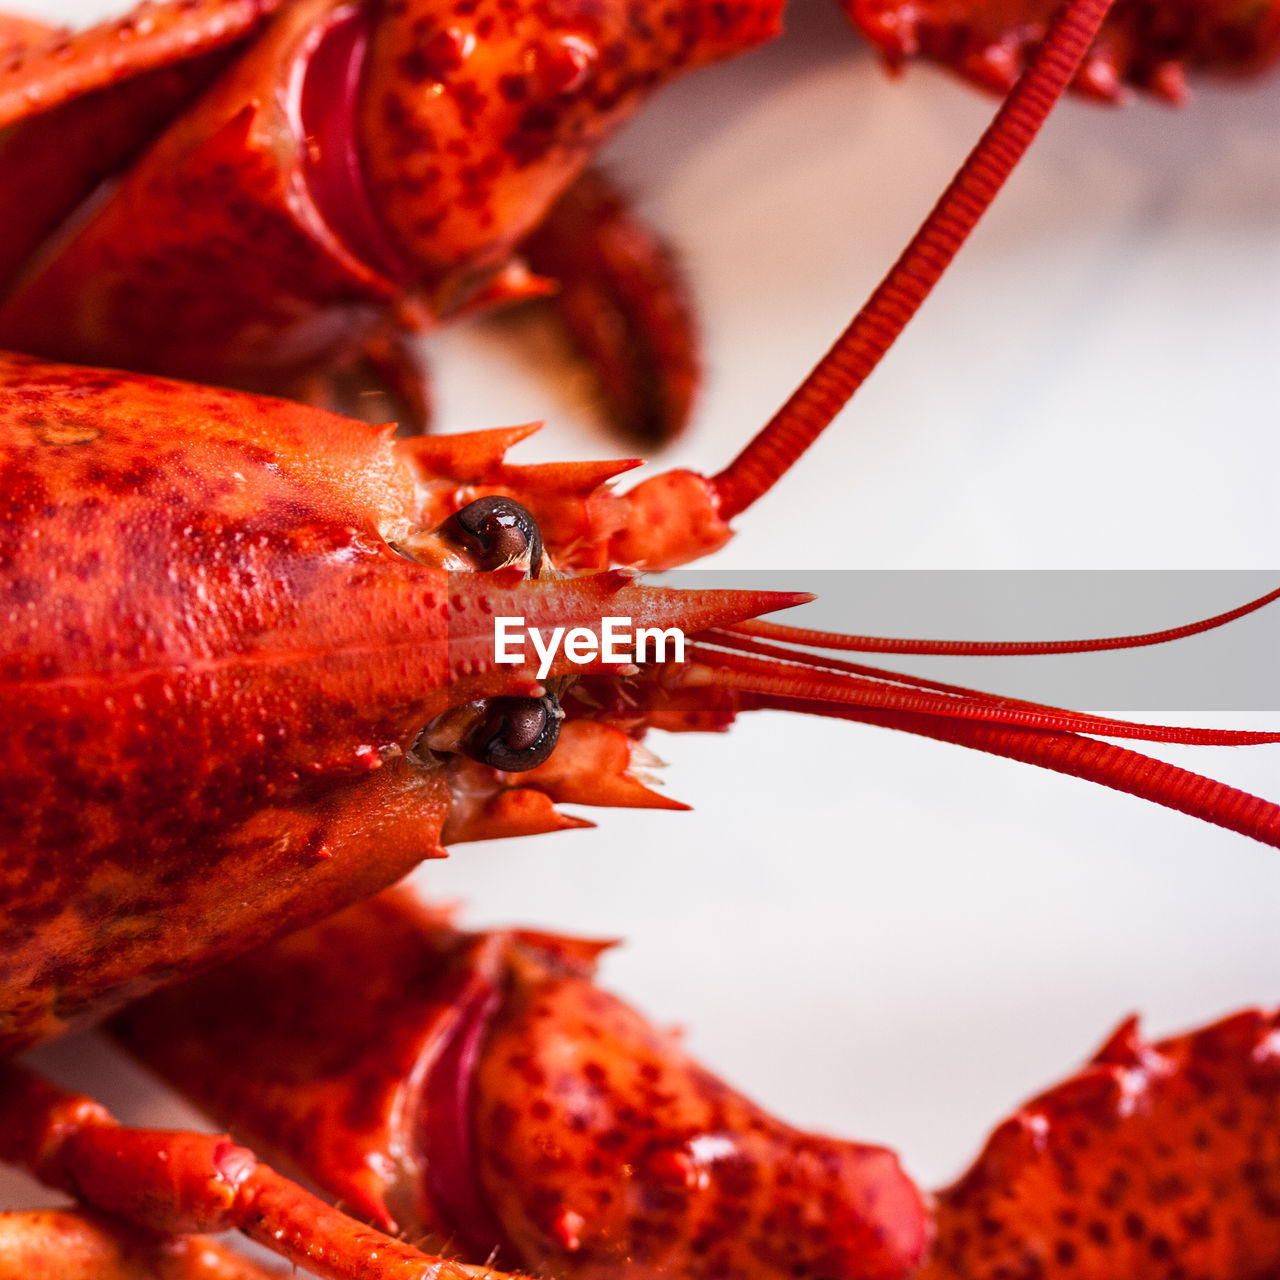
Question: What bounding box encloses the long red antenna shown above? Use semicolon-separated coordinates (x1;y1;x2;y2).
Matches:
730;585;1280;656
641;628;1280;846
712;0;1113;520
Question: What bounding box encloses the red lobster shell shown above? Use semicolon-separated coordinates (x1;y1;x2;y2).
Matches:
842;0;1280;99
2;0;1280;1276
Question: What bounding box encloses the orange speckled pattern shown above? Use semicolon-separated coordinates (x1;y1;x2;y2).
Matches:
360;0;783;286
0;353;804;1052
843;0;1280;99
473;944;928;1280
919;1010;1280;1278
113;888;930;1280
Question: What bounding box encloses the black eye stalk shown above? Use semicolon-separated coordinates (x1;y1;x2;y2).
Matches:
463;694;562;772
441;496;544;577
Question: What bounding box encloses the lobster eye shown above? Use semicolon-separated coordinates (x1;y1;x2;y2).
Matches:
443;496;544;576
465;695;561;772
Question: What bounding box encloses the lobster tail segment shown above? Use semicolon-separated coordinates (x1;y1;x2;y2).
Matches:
920;1010;1280;1278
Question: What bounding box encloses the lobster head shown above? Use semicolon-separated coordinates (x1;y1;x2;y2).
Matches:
342;0;784;293
0;353;795;1050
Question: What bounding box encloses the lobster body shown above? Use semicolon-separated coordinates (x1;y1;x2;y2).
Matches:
0;2;1274;1269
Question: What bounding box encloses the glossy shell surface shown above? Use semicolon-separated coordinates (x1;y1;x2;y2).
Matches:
7;0;1280;1237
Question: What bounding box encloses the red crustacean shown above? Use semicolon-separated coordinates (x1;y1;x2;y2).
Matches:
3;0;1280;1275
0;0;1278;450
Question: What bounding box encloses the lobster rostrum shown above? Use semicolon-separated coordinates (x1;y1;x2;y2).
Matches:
0;0;1279;451
4;1;1280;1274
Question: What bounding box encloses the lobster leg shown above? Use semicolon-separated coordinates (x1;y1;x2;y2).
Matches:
918;1010;1280;1278
0;1209;285;1280
0;0;780;435
287;326;436;432
0;1063;529;1280
112;890;1280;1278
522;169;700;446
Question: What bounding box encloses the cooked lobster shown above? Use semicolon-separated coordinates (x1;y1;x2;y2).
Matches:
2;0;1280;1274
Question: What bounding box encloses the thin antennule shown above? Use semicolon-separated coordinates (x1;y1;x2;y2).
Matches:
664;606;1280;846
685;636;1280;747
728;585;1280;656
667;638;1280;844
753;692;1280;849
711;0;1114;521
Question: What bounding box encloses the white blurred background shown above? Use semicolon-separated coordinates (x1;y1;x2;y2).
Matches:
7;0;1280;1233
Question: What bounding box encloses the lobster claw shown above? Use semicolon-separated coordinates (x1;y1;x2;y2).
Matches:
469;934;930;1280
0;0;783;434
111;889;931;1280
360;0;785;289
